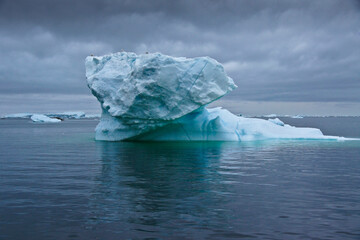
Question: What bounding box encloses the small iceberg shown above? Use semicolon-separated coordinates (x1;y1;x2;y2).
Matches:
31;114;61;123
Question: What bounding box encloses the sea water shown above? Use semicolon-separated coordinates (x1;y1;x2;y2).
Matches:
0;118;359;239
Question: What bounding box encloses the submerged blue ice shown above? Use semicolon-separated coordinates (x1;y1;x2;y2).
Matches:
85;52;341;141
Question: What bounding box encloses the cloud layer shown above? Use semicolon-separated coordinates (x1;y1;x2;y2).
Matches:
0;0;359;114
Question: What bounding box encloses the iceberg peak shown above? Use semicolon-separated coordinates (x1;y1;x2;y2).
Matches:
86;52;237;121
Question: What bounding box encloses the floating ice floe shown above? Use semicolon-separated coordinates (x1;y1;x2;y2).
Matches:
85;52;348;141
31;114;61;123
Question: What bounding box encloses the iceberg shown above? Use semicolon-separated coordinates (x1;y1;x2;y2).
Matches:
85;52;343;141
31;114;61;123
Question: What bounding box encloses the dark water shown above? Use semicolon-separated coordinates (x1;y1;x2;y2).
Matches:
0;118;360;240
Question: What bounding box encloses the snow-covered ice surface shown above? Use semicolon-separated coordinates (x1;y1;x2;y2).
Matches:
268;118;285;126
86;52;350;142
31;114;61;123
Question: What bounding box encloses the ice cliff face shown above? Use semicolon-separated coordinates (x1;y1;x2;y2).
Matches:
85;52;339;141
86;52;236;120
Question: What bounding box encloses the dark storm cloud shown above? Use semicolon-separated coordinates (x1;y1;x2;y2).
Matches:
0;0;359;105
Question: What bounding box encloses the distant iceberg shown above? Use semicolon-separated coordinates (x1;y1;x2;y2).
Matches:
85;52;344;141
83;114;101;119
46;111;85;119
291;115;304;119
3;113;33;119
263;114;277;118
2;112;98;120
31;114;61;123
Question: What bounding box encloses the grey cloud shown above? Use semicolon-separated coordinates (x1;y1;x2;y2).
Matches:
0;0;359;114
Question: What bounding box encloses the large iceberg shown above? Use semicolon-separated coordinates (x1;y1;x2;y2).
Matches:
85;52;342;141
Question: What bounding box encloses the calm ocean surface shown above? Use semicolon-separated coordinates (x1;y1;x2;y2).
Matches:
0;117;360;240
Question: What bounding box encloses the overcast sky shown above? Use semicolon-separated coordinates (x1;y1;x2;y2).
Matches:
1;0;359;115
